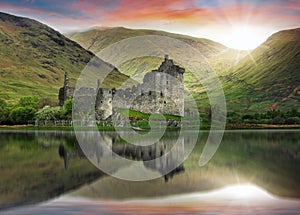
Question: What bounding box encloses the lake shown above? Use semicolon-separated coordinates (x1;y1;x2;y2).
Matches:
0;129;300;214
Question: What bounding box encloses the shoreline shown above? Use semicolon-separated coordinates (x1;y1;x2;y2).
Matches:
0;123;300;131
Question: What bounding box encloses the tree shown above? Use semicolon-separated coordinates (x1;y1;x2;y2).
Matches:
36;106;62;120
271;115;285;124
18;96;39;110
227;112;242;123
62;99;73;120
0;99;9;124
285;117;300;124
39;97;57;108
9;107;36;124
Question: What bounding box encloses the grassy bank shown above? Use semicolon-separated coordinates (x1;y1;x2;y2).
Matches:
1;123;300;131
226;123;300;130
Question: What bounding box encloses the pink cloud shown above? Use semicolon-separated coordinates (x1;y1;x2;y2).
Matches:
0;0;298;34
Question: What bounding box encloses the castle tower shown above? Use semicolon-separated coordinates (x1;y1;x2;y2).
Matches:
157;56;184;116
58;56;185;117
95;88;115;120
138;56;185;116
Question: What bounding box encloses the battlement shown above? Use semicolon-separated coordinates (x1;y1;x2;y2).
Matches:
157;56;185;75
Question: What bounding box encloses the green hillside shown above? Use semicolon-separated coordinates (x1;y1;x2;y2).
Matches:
66;27;247;114
66;27;246;75
1;12;298;116
68;27;300;114
0;12;131;104
67;27;226;56
222;28;300;112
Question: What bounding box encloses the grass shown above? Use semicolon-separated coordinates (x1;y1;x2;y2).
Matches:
0;12;131;103
1;13;299;117
222;28;300;113
68;26;300;115
117;108;181;121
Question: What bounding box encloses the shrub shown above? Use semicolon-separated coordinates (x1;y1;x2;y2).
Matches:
0;99;10;124
62;99;73;120
36;106;62;120
18;96;40;110
9;107;36;124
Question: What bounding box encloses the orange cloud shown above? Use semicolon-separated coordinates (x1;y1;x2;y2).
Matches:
0;0;299;35
105;0;210;22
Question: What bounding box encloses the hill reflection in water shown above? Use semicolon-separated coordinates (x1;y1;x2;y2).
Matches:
0;130;300;214
70;130;300;200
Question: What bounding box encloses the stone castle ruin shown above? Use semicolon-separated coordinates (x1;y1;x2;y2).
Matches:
58;72;74;106
59;55;185;120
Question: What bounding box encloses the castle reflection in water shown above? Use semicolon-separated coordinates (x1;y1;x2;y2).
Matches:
58;131;190;182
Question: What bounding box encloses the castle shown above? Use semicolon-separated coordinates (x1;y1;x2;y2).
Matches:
59;56;185;120
58;72;74;106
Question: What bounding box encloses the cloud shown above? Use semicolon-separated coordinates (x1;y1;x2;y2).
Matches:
0;0;298;34
98;0;211;23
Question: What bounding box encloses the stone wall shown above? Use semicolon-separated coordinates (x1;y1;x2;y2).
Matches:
59;56;185;120
111;56;185;118
95;88;116;120
74;87;96;112
58;72;74;106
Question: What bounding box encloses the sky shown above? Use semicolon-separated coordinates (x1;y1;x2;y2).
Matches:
0;0;299;50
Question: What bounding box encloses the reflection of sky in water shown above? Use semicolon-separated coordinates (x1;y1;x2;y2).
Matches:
4;184;300;215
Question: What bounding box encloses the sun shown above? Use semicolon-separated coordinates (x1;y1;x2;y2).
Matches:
225;25;265;50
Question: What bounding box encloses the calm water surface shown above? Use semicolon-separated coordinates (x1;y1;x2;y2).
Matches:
0;129;300;214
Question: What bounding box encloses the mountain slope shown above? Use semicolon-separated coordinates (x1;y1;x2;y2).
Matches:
222;28;300;112
66;27;249;113
67;27;225;57
66;27;246;75
0;12;131;103
68;27;300;113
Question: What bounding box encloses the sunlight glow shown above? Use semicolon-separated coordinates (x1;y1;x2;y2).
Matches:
126;183;275;204
196;25;271;51
217;184;274;200
226;26;264;50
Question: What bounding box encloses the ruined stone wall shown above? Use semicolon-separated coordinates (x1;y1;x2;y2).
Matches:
58;72;75;106
95;88;116;120
112;57;185;117
73;87;96;117
59;57;185;120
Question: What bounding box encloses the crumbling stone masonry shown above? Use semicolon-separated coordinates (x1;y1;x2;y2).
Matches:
58;72;74;106
59;56;185;120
